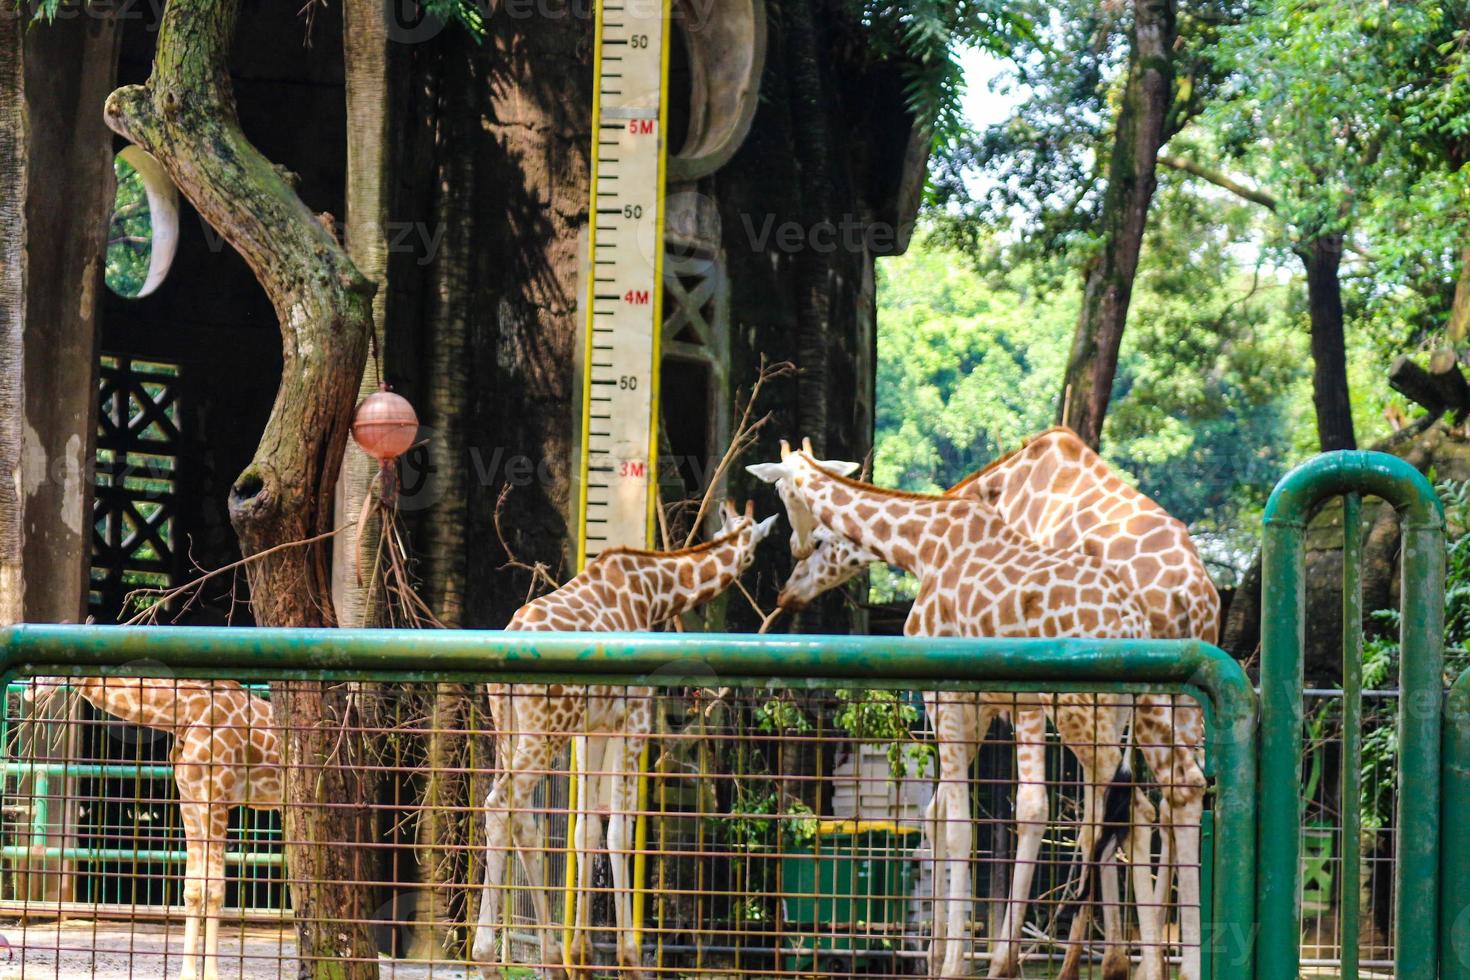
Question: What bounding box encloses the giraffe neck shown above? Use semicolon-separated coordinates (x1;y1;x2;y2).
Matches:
66;677;178;732
799;471;987;577
612;533;751;624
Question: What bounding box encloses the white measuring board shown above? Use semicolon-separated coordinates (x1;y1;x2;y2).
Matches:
576;0;673;568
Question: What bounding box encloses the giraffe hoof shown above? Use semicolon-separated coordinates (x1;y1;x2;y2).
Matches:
1101;950;1129;980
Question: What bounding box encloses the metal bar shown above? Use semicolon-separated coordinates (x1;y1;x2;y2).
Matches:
1442;666;1470;979
1341;490;1362;980
0;762;176;778
1259;450;1445;980
0;846;282;865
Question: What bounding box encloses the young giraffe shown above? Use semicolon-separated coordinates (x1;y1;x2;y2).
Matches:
776;426;1215;980
471;500;776;980
27;676;279;980
749;447;1153;980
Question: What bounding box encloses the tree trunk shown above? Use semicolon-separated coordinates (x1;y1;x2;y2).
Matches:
1057;0;1177;448
787;0;833;455
1299;235;1357;451
419;56;471;627
103;0;378;975
0;10;23;626
333;0;396;629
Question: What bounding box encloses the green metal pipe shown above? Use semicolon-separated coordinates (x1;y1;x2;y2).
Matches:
0;846;282;865
1340;491;1362;980
0;624;1237;685
0;626;1258;978
1259;451;1444;980
1442;667;1470;979
1;762;176;779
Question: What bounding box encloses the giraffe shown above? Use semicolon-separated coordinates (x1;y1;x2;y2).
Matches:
471;500;776;980
774;426;1215;980
748;447;1156;980
26;676;279;980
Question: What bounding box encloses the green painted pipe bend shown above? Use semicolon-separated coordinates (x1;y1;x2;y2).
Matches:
1259;450;1445;980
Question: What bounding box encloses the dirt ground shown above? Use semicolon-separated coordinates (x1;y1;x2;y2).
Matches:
0;920;479;979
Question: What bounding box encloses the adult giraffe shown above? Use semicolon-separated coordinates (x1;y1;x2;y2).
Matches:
471;500;776;979
748;447;1157;980
775;426;1216;980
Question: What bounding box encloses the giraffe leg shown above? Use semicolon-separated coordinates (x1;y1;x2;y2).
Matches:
472;773;513;974
200;806;229;980
1135;699;1203;980
569;735;602;971
1166;753;1205;980
987;706;1047;979
178;803;206;980
511;806;561;975
1058;780;1099;980
474;737;565;980
1129;790;1165;980
1056;698;1129;980
608;736;646;977
924;791;948;978
925;692;979;979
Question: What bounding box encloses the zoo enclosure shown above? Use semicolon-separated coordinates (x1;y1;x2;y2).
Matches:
0;449;1465;978
0;628;1255;978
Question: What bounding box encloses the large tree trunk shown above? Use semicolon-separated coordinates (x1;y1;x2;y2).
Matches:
419;50;472;627
0;11;23;626
333;0;397;629
103;0;377;975
787;0;833;454
1299;235;1357;451
1057;0;1177;448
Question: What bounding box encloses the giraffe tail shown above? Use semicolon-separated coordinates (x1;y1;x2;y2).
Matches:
1072;758;1134;905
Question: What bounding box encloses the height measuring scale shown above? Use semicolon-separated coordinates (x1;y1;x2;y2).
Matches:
565;0;673;964
576;0;674;566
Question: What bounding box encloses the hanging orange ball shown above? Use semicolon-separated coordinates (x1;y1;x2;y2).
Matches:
352;388;419;461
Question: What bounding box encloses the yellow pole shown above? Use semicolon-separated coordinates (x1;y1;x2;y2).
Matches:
562;743;579;970
632;744;651;945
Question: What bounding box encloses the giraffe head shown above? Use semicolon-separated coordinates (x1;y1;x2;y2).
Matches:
775;525;879;610
745;438;859;558
712;498;780;574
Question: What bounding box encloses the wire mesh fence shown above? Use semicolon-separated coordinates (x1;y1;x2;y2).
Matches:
1297;688;1400;976
0;675;1221;979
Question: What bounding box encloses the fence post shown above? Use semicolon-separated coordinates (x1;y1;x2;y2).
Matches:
1442;668;1470;979
1259;451;1444;980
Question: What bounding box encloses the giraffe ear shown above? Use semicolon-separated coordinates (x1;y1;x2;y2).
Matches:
816;459;860;477
745;462;787;484
752;514;778;542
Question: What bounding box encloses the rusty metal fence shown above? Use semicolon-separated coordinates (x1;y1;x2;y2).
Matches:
0;628;1255;979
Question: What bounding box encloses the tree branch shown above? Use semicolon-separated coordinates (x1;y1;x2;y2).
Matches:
1157;153;1278;211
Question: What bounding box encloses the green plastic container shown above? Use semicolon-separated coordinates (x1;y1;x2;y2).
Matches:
778;820;922;974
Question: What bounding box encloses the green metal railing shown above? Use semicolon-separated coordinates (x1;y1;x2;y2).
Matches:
0;625;1260;976
1259;451;1446;980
